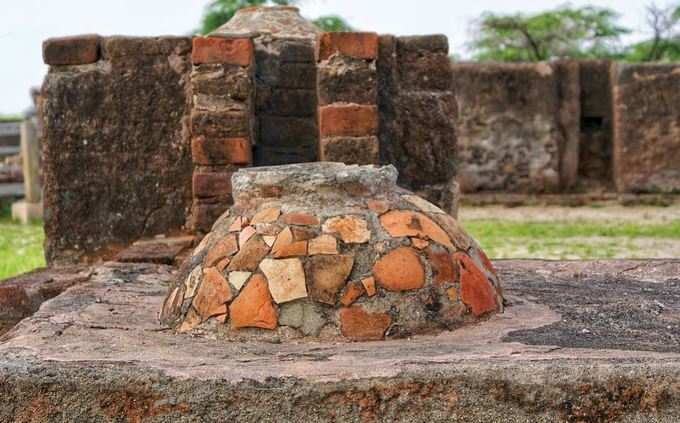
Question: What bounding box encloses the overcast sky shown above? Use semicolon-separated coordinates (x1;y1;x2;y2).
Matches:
0;0;659;115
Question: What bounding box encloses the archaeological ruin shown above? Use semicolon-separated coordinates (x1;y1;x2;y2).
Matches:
1;5;680;422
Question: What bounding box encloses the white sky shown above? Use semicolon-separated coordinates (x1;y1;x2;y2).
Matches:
0;0;660;115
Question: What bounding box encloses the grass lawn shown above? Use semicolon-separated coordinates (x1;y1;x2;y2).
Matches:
0;203;45;280
465;219;680;260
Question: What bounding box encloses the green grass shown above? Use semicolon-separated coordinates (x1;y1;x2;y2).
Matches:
464;219;680;260
0;202;46;280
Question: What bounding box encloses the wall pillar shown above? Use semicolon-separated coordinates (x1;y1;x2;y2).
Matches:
189;36;255;232
316;32;379;164
11;120;43;223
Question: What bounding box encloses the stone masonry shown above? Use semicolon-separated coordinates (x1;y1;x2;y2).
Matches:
317;32;380;165
190;36;256;232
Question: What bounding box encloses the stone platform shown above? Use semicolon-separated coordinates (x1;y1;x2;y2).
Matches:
1;260;679;422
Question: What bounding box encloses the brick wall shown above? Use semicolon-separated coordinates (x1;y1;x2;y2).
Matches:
612;64;680;193
316;32;380;165
42;35;193;264
378;35;458;214
189;36;255;232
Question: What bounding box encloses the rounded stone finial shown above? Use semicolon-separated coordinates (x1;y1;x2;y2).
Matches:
211;5;320;39
160;163;503;341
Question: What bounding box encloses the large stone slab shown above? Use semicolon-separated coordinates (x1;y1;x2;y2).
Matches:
1;260;679;422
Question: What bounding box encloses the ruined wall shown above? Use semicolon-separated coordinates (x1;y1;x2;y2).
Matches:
612;64;680;193
578;61;613;189
317;32;379;164
254;36;319;165
189;36;255;232
452;63;565;193
42;35;193;264
378;35;458;214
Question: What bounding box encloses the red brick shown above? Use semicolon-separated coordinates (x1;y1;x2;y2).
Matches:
43;35;100;65
316;32;378;61
339;305;391;341
454;253;498;317
192;136;252;166
192;37;253;66
192;171;233;199
319;105;378;138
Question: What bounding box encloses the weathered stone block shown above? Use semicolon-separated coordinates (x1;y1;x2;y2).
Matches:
319;136;379;165
192;37;253;66
42;36;193;264
319;104;378;137
192;171;233;199
43;34;100;65
317;57;377;105
258;88;316;116
316;32;379;61
259;115;317;147
191;64;252;100
191;201;230;232
611;64;680;193
191;110;250;138
192;136;252;166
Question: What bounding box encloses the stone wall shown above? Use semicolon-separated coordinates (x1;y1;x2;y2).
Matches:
378;35;458;214
42;35;193;264
451;63;564;193
612;63;680;193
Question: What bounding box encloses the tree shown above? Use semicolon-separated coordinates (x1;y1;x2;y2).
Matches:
198;0;352;35
469;6;630;62
624;3;680;62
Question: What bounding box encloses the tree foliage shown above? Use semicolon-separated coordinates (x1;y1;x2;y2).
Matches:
199;0;351;35
623;3;680;62
469;5;630;62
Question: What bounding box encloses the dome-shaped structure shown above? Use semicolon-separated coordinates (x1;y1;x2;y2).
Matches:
160;163;503;341
212;5;320;39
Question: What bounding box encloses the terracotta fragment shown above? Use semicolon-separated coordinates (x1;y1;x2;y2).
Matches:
454;253;498;317
281;212;320;226
372;247;425;291
229;271;251;291
204;234;238;267
262;236;276;247
259;258;308;304
251;207;281;224
184;265;203;298
229;274;277;330
238;226;256;248
228;216;248;232
427;247;458;286
410;238;429;250
339;305;391;341
379;210;453;249
216;257;231;272
322;215;370;243
366;199;389;214
178;308;202;333
271;227;293;256
273;240;308;258
193;267;233;321
361;276;376;296
227;235;270;272
402;194;445;214
308;234;338;255
447;287;459;302
339;281;365;306
291;227;316;241
307;255;354;304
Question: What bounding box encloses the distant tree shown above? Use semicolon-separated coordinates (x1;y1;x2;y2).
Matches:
469;5;630;62
624;3;680;62
312;15;353;32
199;0;352;35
